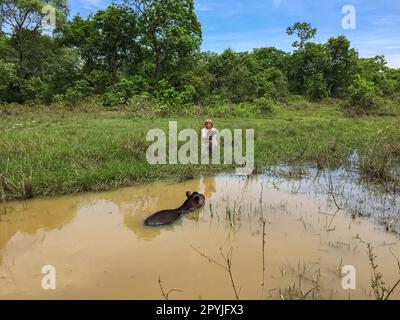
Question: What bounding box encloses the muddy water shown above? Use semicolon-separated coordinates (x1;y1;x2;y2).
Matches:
1;173;400;300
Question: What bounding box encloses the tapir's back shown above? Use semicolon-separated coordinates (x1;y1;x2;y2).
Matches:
144;209;183;226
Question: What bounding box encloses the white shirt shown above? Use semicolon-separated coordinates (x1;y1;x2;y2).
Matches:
201;128;218;152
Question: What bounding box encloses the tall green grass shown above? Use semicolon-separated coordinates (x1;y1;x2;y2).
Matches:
1;103;400;200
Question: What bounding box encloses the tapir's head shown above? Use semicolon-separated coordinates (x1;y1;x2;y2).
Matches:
184;191;206;210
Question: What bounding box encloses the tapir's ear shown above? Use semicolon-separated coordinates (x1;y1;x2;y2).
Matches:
186;191;192;198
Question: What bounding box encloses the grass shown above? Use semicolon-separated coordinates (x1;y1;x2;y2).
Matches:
367;243;400;300
1;102;400;200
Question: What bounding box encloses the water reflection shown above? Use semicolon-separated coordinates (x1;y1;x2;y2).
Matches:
0;197;77;264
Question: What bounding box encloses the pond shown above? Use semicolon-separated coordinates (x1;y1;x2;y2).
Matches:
0;167;399;299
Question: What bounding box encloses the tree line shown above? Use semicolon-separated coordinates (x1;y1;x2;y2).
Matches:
1;0;399;113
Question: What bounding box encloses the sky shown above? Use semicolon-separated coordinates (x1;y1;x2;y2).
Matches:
69;0;400;68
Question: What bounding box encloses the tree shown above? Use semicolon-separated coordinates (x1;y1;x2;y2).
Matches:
325;36;358;97
0;0;69;76
207;49;256;103
250;47;289;73
346;74;377;110
286;22;317;49
60;15;98;74
254;67;288;99
287;42;329;95
125;0;202;84
92;4;141;80
306;73;329;100
383;68;400;97
357;55;388;96
62;4;141;81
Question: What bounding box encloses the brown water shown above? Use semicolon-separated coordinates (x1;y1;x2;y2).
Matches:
1;173;399;300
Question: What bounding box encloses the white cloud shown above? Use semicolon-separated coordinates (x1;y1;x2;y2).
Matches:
197;4;212;12
79;0;103;9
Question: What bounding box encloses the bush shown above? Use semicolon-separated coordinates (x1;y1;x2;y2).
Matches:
254;97;275;113
306;73;329;101
235;103;260;117
153;80;198;115
255;67;288;100
87;70;113;93
284;94;311;110
207;102;231;117
156;79;180;106
63;80;93;106
0;59;16;100
20;76;50;103
345;75;377;110
102;76;149;107
178;84;196;105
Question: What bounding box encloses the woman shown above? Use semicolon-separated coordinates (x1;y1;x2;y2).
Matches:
201;119;218;160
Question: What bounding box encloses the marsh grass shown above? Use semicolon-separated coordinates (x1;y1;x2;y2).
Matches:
279;261;321;300
1;104;400;200
158;276;183;300
225;206;241;227
191;245;241;300
359;128;400;184
367;243;400;300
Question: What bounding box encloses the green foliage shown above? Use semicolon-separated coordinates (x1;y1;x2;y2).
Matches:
0;59;16;97
102;76;149;107
20;76;50;103
86;70;113;94
254;97;275;114
2;107;400;200
0;0;69;32
288;43;329;94
325;36;358;97
63;80;93;106
284;94;311;110
155;79;180;106
62;4;141;80
306;73;329;101
346;75;377;111
255;67;288;99
286;22;317;48
0;0;399;114
125;0;202;84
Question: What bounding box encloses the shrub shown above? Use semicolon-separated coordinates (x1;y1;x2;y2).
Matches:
156;79;180;106
20;76;50;103
284;94;311;110
345;75;377;110
254;97;275;114
102;76;149;107
178;84;196;105
233;103;260;117
87;70;113;93
0;59;16;100
306;73;329;101
64;80;93;106
255;67;288;99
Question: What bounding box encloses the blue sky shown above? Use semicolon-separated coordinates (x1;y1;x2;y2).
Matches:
69;0;400;68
